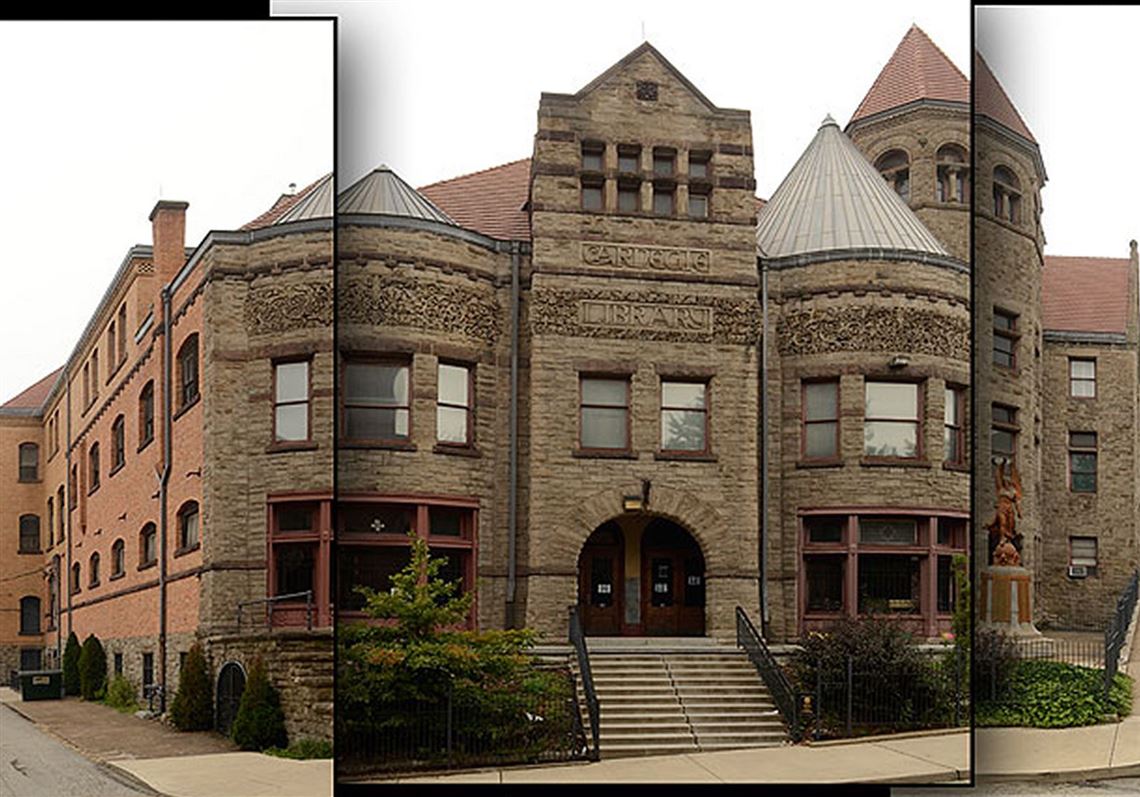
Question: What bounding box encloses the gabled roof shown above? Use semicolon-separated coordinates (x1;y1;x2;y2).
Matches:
420;159;531;241
974;52;1037;144
2;367;62;412
240;173;332;230
757;116;949;261
1042;255;1132;335
849;25;968;126
338;165;456;224
559;41;722;113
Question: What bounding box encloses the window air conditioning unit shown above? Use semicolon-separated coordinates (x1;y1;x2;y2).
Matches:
1067;565;1088;579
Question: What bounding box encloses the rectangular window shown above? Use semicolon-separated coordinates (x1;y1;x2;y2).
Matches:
581;179;603;211
688;151;710;179
937;555;955;613
343;359;410;442
652;186;674;216
140;382;155;447
653;148;675;176
114;652;123;677
618;181;639;212
436;363;472;445
107;324;116;375
864;381;920;458
858;555;920;614
581;141;604;172
580;376;630;450
19;515;40;554
276;544;316;596
111;417;125;470
617;145;640;174
803;380;839;459
274;360;310;442
688;190;709;218
91;349;99;398
1070;358;1096;398
993;309;1018;368
805;556;844;613
337;546;411;611
660;380;707;453
88;444;100;492
1070;536;1098;574
117;305;127;365
142;653;154;688
992;403;1019;464
804;516;844;544
1069;432;1097;492
429;506;468;538
944;385;965;465
178;337;199;408
83;363;90;408
858;518;918;546
19;443;39;482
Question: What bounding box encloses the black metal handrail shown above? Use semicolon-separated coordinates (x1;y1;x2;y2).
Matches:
735;606;801;741
1105;569;1139;700
236;590;314;630
568;605;601;760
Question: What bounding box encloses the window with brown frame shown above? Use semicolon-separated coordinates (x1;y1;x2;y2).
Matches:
70;563;81;594
107;323;116;376
652;148;675;176
1070;536;1098;576
139;381;155;448
617;145;640;174
993;309;1018;368
618;180;640;213
992;403;1019;464
88;443;100;492
343;358;410;442
111;415;125;472
111;539;125;579
274;360;310;442
944;385;966;466
89;553;100;587
581;140;604;172
177;335;199;409
1069;432;1097;493
581;177;603;211
652;184;674;216
437;363;472;445
660;380;707;453
139;523;157;568
177;501;200;551
875;149;910;202
1070;358;1096;398
579;376;630;451
864;382;921;458
802;380;839;460
19;596;40;635
56;486;64;541
19;515;40;554
69;466;78;509
117;304;127;365
688;186;709;218
18;442;39;482
91;349;99;399
46;498;53;549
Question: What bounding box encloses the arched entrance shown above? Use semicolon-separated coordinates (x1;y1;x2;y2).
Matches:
216;661;246;735
577;515;705;636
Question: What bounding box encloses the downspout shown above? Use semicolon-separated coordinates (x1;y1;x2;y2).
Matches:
64;368;73;645
158;287;172;714
506;241;521;628
759;254;770;636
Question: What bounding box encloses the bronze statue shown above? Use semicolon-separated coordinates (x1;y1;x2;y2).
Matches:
985;460;1023;566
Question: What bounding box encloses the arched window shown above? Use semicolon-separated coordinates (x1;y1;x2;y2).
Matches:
89;442;100;492
46;498;53;549
177;501;200;552
874;149;910;203
111;415;126;471
112;539;126;578
18;442;39;482
89;553;100;587
19;596;41;635
177;335;200;410
993;165;1022;224
19;515;40;554
139;381;155;447
140;523;158;568
936;144;969;203
71;562;81;594
57;485;65;542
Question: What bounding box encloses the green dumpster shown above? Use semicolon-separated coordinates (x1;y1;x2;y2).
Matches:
19;670;63;701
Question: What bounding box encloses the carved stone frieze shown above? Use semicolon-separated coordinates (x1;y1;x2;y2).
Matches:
244;280;333;335
580;242;711;274
339;273;501;343
777;305;968;360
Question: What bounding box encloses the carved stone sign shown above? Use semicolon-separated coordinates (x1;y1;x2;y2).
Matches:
581;242;711;274
580;300;713;333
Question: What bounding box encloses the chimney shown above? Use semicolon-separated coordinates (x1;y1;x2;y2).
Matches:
149;200;189;289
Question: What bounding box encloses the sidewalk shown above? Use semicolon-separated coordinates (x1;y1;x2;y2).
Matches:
0;687;331;797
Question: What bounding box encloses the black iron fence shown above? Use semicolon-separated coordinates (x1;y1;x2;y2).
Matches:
804;650;966;739
338;669;590;776
1105;569;1139;698
735;607;802;741
568;605;601;760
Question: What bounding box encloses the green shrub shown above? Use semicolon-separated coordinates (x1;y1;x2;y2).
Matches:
104;674;139;713
977;659;1133;728
231;658;287;751
78;634;107;701
170;643;213;731
264;738;334;759
62;632;81;696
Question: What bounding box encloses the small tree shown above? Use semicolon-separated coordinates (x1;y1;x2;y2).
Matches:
78;634;107;701
62;632;81;696
231;658;287;751
170;643;213;731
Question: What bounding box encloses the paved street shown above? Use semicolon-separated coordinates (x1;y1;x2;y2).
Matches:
0;704;156;797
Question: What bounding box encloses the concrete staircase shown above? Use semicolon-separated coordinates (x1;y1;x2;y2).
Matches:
569;638;790;759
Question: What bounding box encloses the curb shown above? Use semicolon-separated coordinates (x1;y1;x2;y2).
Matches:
977;762;1140;783
804;727;968;747
101;762;168;796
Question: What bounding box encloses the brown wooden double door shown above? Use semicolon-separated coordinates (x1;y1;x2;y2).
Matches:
579;523;624;635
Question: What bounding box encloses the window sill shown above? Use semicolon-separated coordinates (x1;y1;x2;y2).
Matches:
796;458;844;469
18;549;42;556
433;443;482;458
266;441;319;454
109;462;125;479
339;439;417;452
173;543;201;559
654;451;717;462
572;449;639;460
17;477;43;485
860;457;932;469
89;582;100;590
88;484;101;496
109;572;125;582
138;561;157;572
138;437;154;454
173;394;200;422
17;631;42;638
942;462;970;473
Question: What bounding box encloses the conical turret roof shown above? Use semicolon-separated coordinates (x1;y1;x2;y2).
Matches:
338;165;456;224
757;116;949;261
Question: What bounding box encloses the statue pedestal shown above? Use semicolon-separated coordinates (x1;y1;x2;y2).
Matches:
979;566;1044;638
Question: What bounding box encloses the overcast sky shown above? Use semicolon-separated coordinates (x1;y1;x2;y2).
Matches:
976;6;1139;259
276;0;968;196
0;21;333;405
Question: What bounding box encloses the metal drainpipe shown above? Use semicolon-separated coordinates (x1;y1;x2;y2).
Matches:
64;367;72;648
759;256;770;635
506;241;520;628
159;287;172;714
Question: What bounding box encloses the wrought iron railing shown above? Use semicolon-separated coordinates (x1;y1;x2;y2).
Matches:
735;606;801;741
236;590;314;630
568;605;601;760
1105;569;1139;700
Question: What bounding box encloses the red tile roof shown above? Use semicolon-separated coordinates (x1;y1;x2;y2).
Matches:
420;159;531;241
240;174;329;231
1042;255;1132;334
2;367;62;411
975;52;1036;144
849;25;968;126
